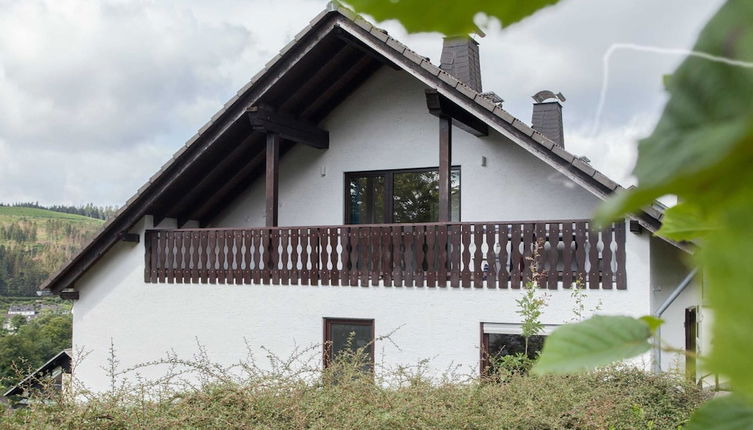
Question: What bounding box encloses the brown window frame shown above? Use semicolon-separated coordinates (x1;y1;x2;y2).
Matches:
479;322;549;376
685;306;698;382
344;166;461;224
323;318;375;368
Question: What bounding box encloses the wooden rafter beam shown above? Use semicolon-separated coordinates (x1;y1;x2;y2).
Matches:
425;89;488;137
187;150;267;223
266;133;280;227
118;232;140;243
278;42;359;113
247;105;329;149
300;55;377;120
196;142;297;226
335;32;400;70
164;133;260;221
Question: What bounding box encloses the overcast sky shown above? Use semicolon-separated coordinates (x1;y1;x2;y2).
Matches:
0;0;724;206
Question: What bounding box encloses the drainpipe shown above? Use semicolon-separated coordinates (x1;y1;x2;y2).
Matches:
652;268;698;373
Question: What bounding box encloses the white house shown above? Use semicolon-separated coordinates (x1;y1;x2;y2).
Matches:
42;4;702;392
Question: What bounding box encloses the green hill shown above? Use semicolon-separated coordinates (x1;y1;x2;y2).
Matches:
0;206;103;296
0;206;100;222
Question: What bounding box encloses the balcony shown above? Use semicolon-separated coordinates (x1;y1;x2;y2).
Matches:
144;220;626;290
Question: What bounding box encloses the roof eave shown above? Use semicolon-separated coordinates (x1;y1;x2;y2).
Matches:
42;4;678;294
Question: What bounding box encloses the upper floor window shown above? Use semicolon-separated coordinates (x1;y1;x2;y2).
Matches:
345;167;460;224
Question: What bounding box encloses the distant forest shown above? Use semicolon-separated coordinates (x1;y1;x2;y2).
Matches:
0;202;117;220
0;203;110;297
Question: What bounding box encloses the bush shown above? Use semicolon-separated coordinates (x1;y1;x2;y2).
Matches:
0;348;708;430
488;352;536;381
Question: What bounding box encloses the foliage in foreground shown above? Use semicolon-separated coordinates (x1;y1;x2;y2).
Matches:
0;350;706;430
342;0;753;426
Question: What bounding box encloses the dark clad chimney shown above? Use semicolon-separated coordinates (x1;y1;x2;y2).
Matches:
440;37;482;92
531;90;566;147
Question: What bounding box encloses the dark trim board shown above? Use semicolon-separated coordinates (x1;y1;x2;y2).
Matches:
247;105;329;149
426;89;488;137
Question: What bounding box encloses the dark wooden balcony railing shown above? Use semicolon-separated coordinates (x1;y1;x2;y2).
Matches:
144;220;626;290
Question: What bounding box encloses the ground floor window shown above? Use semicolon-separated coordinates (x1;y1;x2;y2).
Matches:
685;307;698;382
345;167;460;224
323;318;375;369
480;322;554;375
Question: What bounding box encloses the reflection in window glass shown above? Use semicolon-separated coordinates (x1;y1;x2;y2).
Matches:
346;168;460;224
393;170;438;223
330;323;373;359
348;175;384;224
325;319;374;371
486;333;545;360
482;332;546;376
392;169;460;223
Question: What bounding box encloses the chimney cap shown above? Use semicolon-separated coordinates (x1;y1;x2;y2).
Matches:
532;90;566;104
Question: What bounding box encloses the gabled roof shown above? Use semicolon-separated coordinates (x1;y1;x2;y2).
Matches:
4;349;72;397
41;3;666;294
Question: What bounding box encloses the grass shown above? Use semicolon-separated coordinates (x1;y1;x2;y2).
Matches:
0;206;102;223
0;206;102;246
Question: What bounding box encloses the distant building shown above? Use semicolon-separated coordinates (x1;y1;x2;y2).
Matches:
4;349;72;407
6;305;36;318
3;302;67;331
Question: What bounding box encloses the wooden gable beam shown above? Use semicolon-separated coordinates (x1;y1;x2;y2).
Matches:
118;232;140;243
195;141;296;226
278;42;360;113
425;89;488;137
300;55;377;120
164;134;260;222
187;150;267;224
265;133;280;227
59;289;79;300
247;105;329;149
335;32;400;70
438;116;452;222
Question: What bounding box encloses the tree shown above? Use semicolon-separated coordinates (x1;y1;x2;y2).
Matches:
0;314;72;390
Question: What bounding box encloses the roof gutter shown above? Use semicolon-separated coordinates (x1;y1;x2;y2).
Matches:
652;268;698;373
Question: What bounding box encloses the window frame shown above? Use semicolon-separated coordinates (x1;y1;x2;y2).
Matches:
323;317;375;368
343;166;461;225
479;322;557;376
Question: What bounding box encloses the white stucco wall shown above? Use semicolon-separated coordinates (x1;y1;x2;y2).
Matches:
650;236;701;375
73;216;653;392
212;68;600;228
71;67;679;392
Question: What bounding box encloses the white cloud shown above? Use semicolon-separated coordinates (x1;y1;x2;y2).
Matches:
566;112;659;187
0;0;253;150
0;0;726;206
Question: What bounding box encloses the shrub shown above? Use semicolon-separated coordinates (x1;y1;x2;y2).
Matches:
0;349;708;430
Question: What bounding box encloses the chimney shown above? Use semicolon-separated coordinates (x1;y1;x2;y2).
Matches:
531;90;566;147
440;37;482;92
